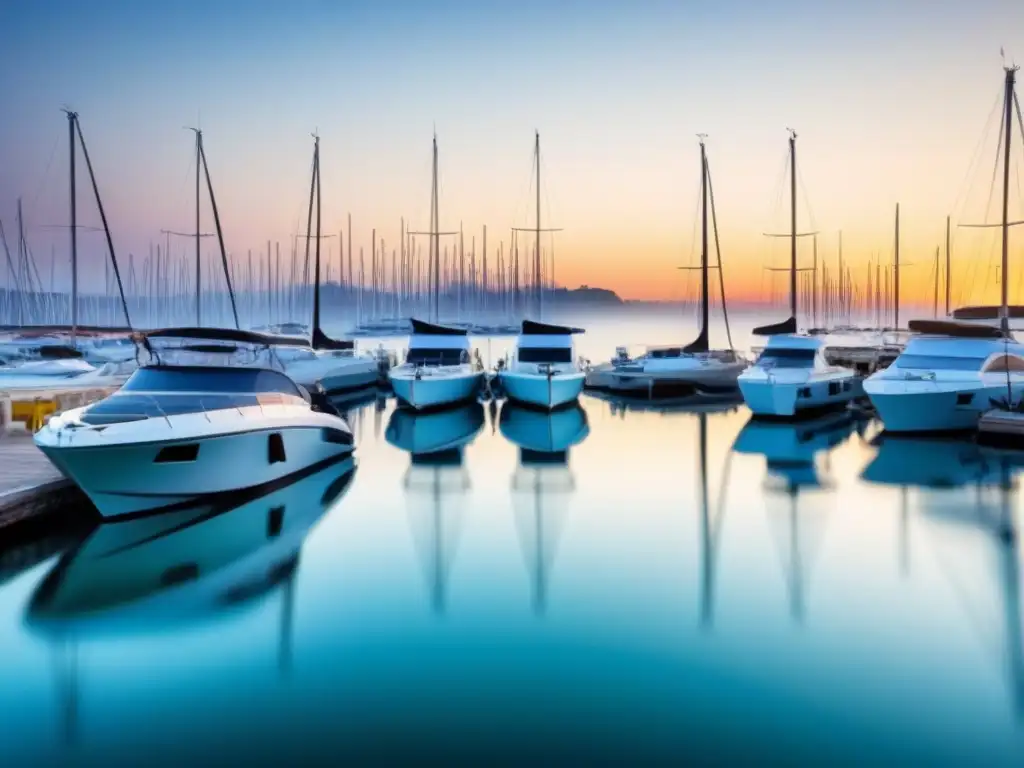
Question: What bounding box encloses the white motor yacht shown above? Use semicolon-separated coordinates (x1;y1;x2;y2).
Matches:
739;330;863;418
389;319;483;410
864;319;1024;433
498;320;586;410
34;327;355;519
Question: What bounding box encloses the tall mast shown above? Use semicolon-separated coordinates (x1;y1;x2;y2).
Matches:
945;215;951;315
894;203;900;329
699;137;710;345
432;133;440;323
1000;66;1017;334
191;128;202;325
789;130;798;320
310;134;322;338
933;245;939;318
67;110;77;341
535;130;542;318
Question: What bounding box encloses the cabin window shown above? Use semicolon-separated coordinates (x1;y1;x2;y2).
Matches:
828;381;841;396
406;348;466;365
267;506;285;538
982;354;1024;373
798;387;811;399
843;381;852;391
649;348;682;359
268;433;286;464
122;366;303;396
321;427;353;445
757;348;816;368
154;443;200;463
895;355;986;371
160;563;199;587
519;347;573;364
956;393;974;406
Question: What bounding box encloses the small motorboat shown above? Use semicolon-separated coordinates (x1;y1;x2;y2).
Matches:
389;319;484;410
498;320;586;410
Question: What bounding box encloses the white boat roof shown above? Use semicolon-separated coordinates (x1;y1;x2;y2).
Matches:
762;334;825;351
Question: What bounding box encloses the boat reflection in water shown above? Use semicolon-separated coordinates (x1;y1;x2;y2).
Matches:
500;402;589;614
732;411;860;622
24;454;356;745
385;401;485;613
862;435;1024;718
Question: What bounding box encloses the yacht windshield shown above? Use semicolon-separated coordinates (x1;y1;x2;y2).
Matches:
121;366;303;395
895;354;987;371
756;348;816;368
407;348;466;365
519;347;572;363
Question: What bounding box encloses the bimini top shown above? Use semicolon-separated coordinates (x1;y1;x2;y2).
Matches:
951;305;1024;321
521;320;585;336
409;318;468;336
141;327;310;347
906;319;1005;339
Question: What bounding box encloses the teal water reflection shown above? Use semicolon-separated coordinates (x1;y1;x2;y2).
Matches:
0;393;1023;764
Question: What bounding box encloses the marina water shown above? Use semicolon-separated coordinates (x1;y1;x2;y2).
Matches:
1;312;1023;764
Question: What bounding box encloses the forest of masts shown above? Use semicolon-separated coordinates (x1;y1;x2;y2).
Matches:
0;210;561;330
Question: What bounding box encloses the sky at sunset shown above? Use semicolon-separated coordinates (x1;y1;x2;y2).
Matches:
1;0;1023;307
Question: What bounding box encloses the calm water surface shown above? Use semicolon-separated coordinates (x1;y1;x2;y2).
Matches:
1;314;1024;765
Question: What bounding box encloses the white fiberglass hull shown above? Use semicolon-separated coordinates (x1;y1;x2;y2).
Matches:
389;365;482;410
585;359;745;397
284;355;379;393
35;406;354;519
738;369;862;417
499;370;585;410
864;377;1024;433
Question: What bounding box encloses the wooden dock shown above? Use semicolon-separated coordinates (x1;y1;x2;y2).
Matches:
0;431;89;535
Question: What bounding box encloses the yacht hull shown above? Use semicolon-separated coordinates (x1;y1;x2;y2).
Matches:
499;371;585;410
587;361;744;398
739;372;862;417
36;425;353;519
319;362;380;394
865;380;1018;433
390;368;482;410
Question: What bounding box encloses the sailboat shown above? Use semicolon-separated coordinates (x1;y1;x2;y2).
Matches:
864;66;1024;433
498;320;586;409
279;134;382;394
586;136;747;398
738;130;862;417
389;134;484;410
0;111;135;378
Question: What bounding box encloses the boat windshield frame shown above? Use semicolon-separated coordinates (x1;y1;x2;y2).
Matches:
893;354;989;372
119;365;305;396
755;348;817;369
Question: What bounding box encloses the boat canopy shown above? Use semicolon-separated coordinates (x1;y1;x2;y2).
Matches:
952;305;1024;321
409;318;468;336
141;327;310;347
752;316;798;336
906;319;1005;339
521;320;585;336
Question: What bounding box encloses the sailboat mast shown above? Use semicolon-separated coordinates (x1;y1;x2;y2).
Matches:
1000;66;1017;334
194;129;202;326
432;134;440;323
789;130;797;320
67;110;77;341
535;130;542;318
945;214;951;316
699;138;709;342
894;203;900;329
312;135;322;336
933;245;939;318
